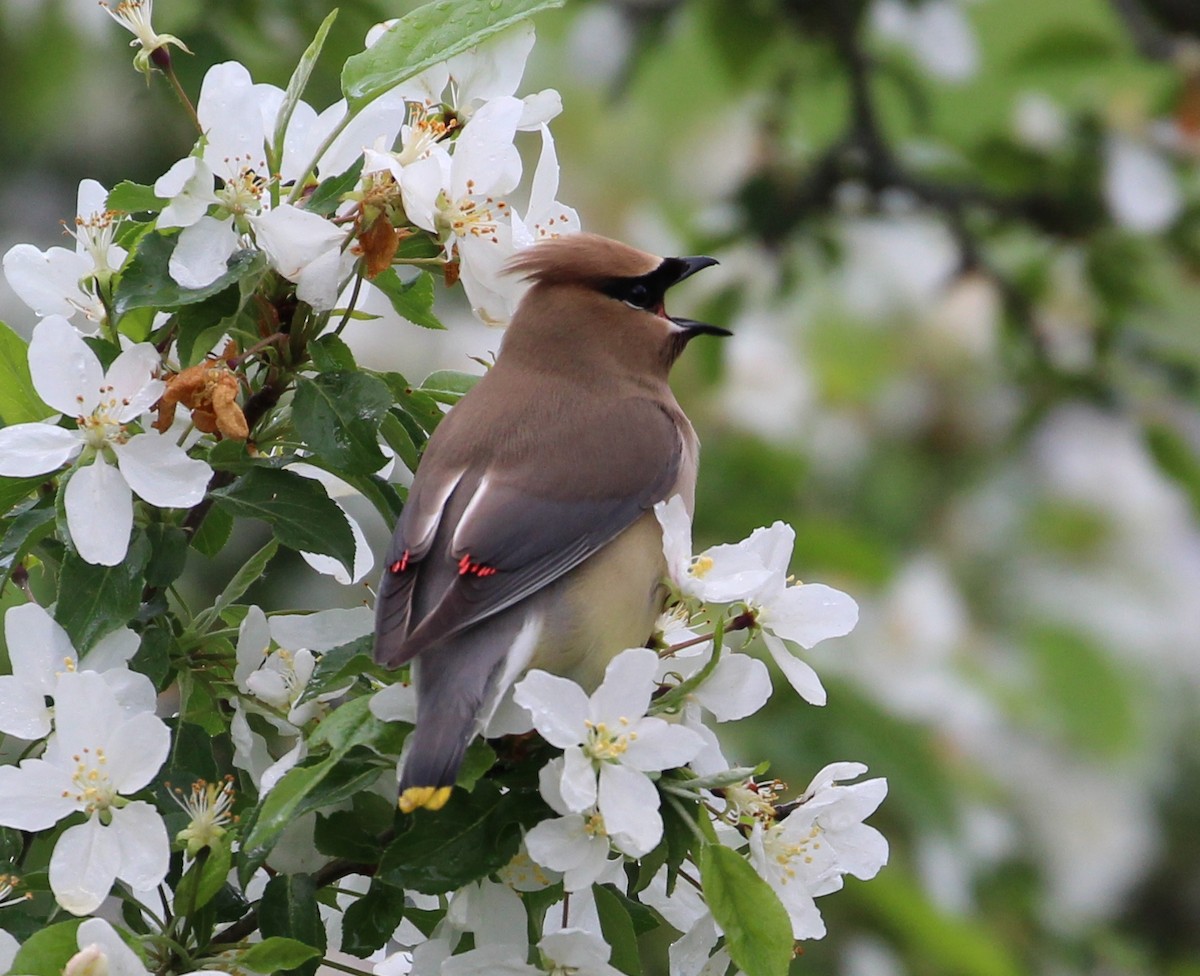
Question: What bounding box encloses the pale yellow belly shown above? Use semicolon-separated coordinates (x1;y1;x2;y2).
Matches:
527;511;668;690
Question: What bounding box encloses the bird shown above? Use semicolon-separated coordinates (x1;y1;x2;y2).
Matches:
372;232;727;814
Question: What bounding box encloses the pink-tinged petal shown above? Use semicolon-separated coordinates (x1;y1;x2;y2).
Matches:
598;763;662;857
105;712;170;793
622;718;703;773
692;654;772;722
113;432;211;508
0;761;77;828
762;632;827;706
0;423;81;476
65;458;132;566
111;801;170;890
5;602;77;694
590;648;658;726
0;675;52;739
558;746;598;813
105;343;163;421
75;918;147;976
767;583;859;648
513;671;589;748
3;245;91;319
29;315;102;415
49;816;120;915
169;217;240;290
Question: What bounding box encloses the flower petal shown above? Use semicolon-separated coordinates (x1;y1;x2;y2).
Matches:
598;763;662;857
691;654;772;722
29;315;102;415
113;431;211;508
762;632;827;706
590;648;658;726
0;423;81;476
105;343;164;422
513;670;589;748
0;760;78;829
81;626;140;672
105;711;171;793
111;801;170;890
50;816;121;915
65;457;132;566
621;717;703;772
0;675;52;739
75;919;147;976
558;746;598;813
766;582;859;648
5;602;77;694
169;216;240;290
3;245;92;320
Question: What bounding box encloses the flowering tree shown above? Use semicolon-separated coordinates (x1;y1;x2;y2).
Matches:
0;3;887;975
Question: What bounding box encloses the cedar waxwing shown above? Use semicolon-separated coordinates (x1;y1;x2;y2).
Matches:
373;233;727;813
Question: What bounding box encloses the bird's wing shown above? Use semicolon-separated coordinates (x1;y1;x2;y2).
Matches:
373;397;684;667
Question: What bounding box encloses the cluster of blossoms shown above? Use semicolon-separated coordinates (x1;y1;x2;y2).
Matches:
0;4;886;976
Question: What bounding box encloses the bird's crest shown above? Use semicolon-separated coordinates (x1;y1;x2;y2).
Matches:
505;233;662;286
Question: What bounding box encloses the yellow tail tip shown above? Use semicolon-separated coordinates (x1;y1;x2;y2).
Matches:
398;785;453;814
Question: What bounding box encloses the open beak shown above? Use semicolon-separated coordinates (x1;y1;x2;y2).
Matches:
665;256;729;337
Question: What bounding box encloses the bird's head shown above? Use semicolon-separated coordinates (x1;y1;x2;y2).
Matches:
503;233;728;376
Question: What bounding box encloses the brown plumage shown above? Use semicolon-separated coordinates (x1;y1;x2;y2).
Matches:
372;233;727;813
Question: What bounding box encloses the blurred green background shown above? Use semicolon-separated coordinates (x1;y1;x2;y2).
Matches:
3;0;1200;973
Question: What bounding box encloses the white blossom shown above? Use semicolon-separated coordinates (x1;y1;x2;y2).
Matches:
0;671;171;914
0;316;211;565
514;648;704;857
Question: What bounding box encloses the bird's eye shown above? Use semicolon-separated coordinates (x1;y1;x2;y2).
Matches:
626;283;651;308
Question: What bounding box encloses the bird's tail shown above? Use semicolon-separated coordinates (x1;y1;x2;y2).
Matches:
397;613;529;813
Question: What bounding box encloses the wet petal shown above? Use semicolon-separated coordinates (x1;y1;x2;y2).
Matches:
65;458;132;566
114;431;211;508
29;315;102;415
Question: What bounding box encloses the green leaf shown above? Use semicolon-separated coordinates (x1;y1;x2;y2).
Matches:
54;532;151;652
0;502;54;580
259;875;326;976
192;537;279;632
113;231;262;317
340;878;408;957
371;268;444;330
594;884;643;976
298;635;379;704
309;334;358;372
379;372;445;434
174;836;234;913
0;321;50;425
699;844;793;976
174;284;242;367
273;9;339;170
144;523;189;588
0;475;47;517
107;180;167;213
419;369;481;405
307;694;406;758
305;158;365;217
380;411;421;474
314;792;396;861
239;936;322;975
241;757;339;867
211;466;355;574
341;0;565;108
292;371;393;475
191;503;234;556
9;918;85;976
379;782;548;893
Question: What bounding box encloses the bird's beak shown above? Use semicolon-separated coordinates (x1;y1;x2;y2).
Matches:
665;256;729;337
669;255;720;284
